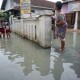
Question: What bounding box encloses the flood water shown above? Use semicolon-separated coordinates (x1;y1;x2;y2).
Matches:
0;32;80;80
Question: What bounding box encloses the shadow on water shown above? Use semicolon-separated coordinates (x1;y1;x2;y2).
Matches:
0;32;80;80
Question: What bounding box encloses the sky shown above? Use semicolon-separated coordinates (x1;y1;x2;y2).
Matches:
0;0;62;9
47;0;62;2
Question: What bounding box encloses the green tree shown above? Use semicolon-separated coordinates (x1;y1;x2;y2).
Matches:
4;13;9;20
0;11;4;17
0;11;10;21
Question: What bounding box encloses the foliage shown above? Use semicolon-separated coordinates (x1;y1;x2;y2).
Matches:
0;11;4;17
0;11;10;21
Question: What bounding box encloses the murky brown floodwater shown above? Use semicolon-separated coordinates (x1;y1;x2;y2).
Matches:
0;32;80;80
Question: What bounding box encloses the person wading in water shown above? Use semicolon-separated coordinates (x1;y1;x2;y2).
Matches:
54;1;68;51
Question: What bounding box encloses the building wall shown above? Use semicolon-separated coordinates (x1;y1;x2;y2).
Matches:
66;11;80;29
68;1;80;12
62;1;80;29
66;12;75;29
10;0;14;8
31;8;41;16
5;0;19;11
31;7;52;16
62;3;68;13
5;0;11;10
78;11;80;29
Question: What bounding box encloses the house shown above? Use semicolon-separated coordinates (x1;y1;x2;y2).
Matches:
1;0;54;17
62;0;80;30
1;0;20;16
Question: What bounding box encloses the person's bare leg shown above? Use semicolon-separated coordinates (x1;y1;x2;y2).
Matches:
59;39;65;51
3;33;5;38
7;33;8;38
61;41;65;51
0;32;2;38
9;33;10;37
7;33;10;38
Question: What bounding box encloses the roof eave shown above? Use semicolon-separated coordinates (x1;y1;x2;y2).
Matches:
31;5;54;10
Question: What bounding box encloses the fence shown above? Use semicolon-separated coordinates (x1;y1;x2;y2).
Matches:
12;14;52;48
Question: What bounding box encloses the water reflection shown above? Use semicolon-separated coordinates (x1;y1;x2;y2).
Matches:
73;32;77;48
61;49;80;80
50;47;64;80
0;33;80;80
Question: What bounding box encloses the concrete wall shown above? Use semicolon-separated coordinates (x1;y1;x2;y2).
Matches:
62;3;68;14
5;0;11;10
31;9;40;16
12;14;52;48
31;7;52;16
78;11;80;29
5;0;19;10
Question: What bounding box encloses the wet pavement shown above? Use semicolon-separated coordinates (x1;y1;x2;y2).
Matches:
0;32;80;80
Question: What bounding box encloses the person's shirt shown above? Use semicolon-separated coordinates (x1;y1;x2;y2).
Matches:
57;13;65;22
56;10;67;27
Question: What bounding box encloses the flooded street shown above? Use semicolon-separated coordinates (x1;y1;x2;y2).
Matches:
0;32;80;80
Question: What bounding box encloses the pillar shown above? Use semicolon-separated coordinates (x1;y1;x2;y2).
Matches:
38;15;52;48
